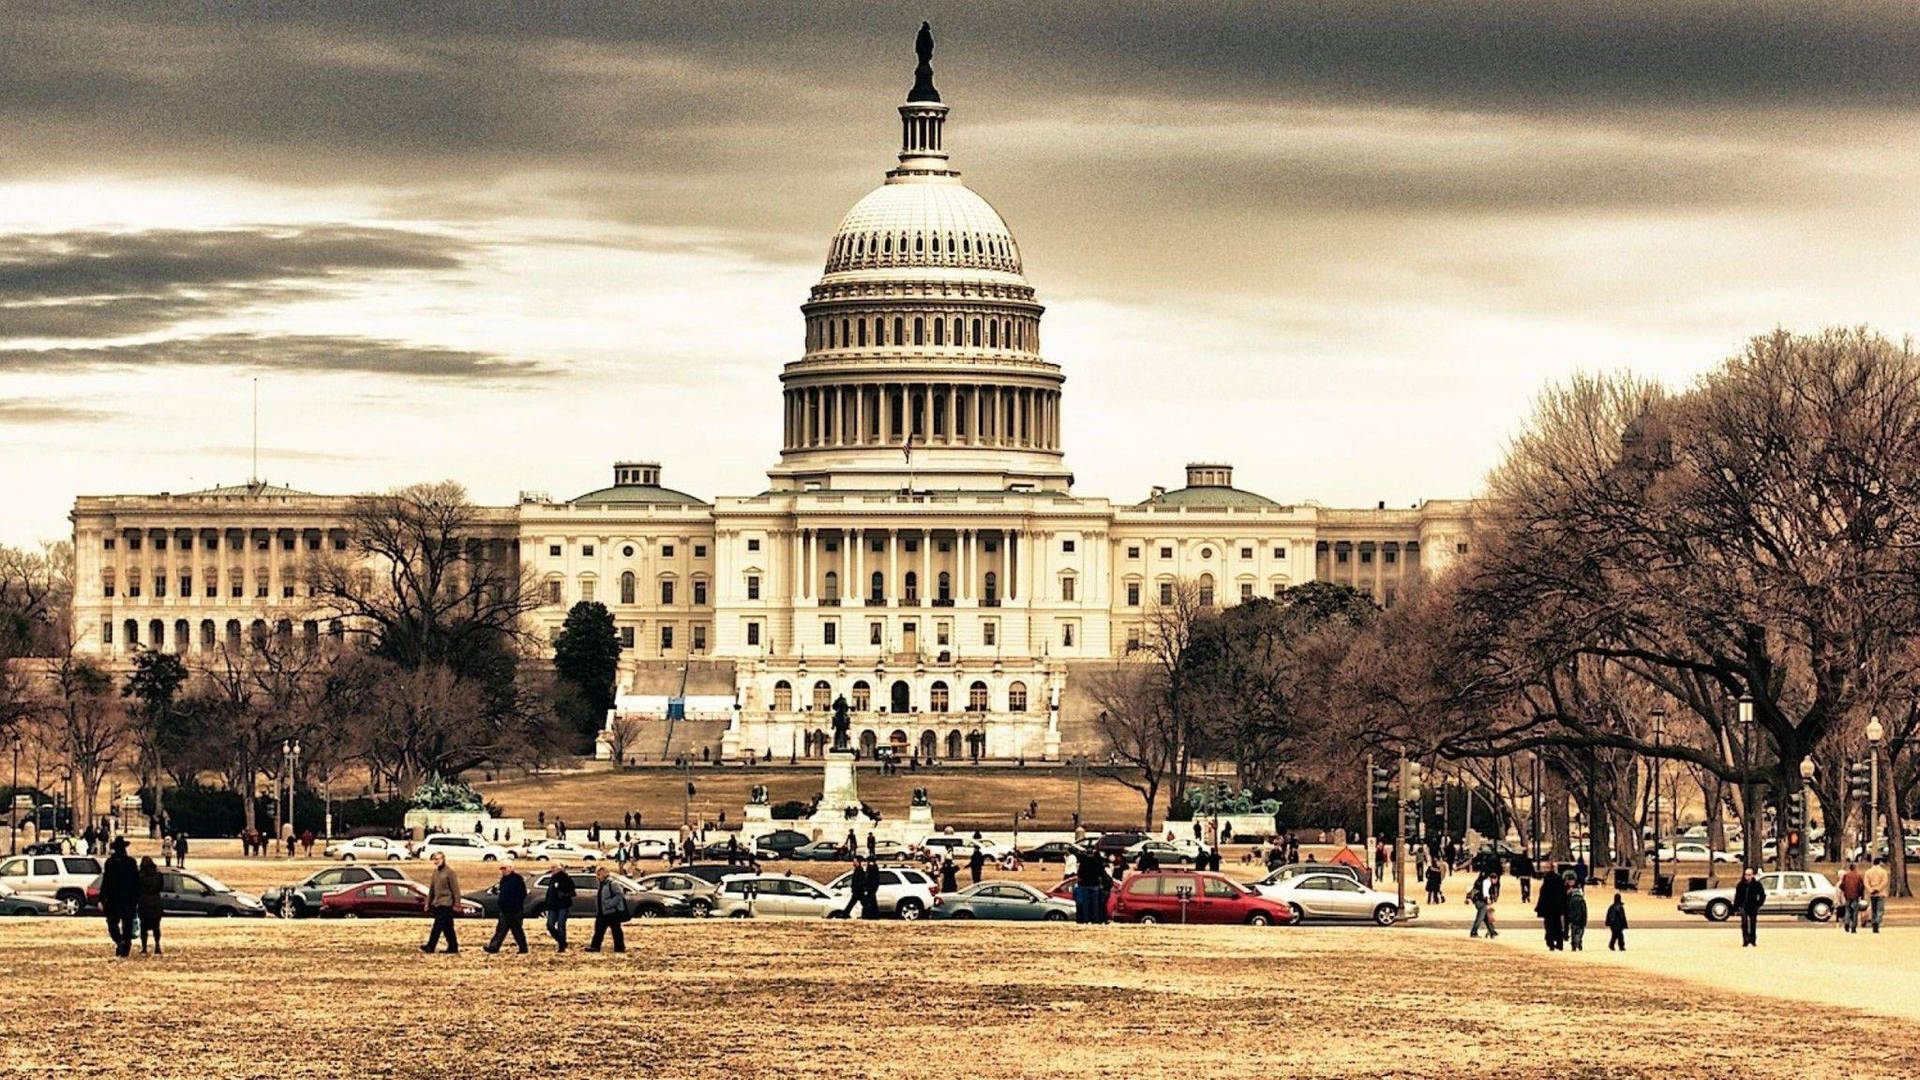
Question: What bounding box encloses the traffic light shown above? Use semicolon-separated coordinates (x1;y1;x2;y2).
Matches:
1786;790;1806;819
1370;764;1395;803
1399;759;1425;803
1848;761;1871;801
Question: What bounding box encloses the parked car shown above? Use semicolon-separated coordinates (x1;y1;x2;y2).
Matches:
698;837;762;862
322;836;407;861
824;865;938;919
0;853;103;911
628;871;723;916
1678;871;1841;922
86;869;265;917
264;864;410;917
678;863;762;886
789;841;850;861
412;834;511;862
1253;862;1366;889
919;836;1009;860
1108;871;1294;926
1091;833;1149;857
1124;840;1202;866
619;838;675;861
1655;842;1739;864
0;882;72;915
1017;841;1079;864
751;829;814;860
1255;871;1417;926
516;839;606;862
929;881;1074;921
322;879;483;918
710;873;850;918
464;869;690;920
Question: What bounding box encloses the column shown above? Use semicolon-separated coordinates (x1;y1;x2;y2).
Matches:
888;530;898;604
855;385;866;446
920;529;931;601
944;386;956;444
850;527;863;602
960;529;972;600
808;529;818;600
1009;530;1019;599
999;529;1009;600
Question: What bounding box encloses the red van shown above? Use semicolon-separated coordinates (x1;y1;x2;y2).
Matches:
1108;870;1295;926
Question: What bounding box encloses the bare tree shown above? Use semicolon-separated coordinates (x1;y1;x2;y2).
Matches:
46;648;124;832
605;712;645;766
1084;663;1179;830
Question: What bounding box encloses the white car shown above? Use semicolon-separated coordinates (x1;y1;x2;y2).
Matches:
0;853;104;909
1255;870;1419;926
323;836;406;861
1124;838;1205;864
710;873;851;918
620;838;674;860
517;839;605;862
412;834;511;862
1679;871;1842;922
824;865;938;919
920;836;1009;861
1655;842;1738;864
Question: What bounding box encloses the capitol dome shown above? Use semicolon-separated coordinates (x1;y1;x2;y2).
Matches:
824;181;1023;277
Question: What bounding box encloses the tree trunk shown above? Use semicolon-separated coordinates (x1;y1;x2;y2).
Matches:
1884;746;1910;898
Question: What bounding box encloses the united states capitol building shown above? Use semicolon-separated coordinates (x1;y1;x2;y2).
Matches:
69;35;1471;765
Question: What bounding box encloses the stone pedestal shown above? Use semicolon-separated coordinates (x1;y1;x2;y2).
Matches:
820;749;860;814
907;801;934;832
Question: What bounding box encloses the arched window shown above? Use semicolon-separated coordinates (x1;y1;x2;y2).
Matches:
951;316;962;345
173;619;189;653
930;681;949;712
875;318;886;346
225;620;241;647
894;316;904;345
903;571;918;602
823;571;839;601
914;317;925;345
812;680;832;711
1198;573;1215;608
249;619;268;650
946;729;963;759
857;319;867;347
124;619;139;647
773;680;793;711
937;571;950;602
149;619;165;648
983;571;998;603
919;730;938;760
933;318;944;345
870;571;885;602
859;729;879;757
968;681;989;711
275;619;293;641
199;620;215;649
620;571;635;605
851;680;871;711
971;317;982;345
890;680;911;713
1008;681;1028;712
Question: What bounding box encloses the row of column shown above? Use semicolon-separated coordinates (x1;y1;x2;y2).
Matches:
784;383;1060;452
790;528;1020;603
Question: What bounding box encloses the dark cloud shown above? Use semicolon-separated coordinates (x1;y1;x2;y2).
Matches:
0;226;468;340
0;333;543;380
0;399;111;425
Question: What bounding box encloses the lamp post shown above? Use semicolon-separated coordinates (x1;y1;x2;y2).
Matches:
1738;694;1756;870
281;739;301;843
1867;715;1884;862
8;733;20;855
1650;706;1667;889
1798;757;1815;869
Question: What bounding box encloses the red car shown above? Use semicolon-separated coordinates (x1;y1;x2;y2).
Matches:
319;879;481;919
1108;871;1294;926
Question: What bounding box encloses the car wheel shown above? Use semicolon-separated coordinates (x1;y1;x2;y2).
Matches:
1808;898;1834;922
344;911;360;919
1137;912;1161;924
728;910;751;919
342;854;356;863
1373;904;1399;927
1043;911;1068;922
1706;898;1732;922
56;889;83;910
634;905;663;919
290;897;310;919
214;907;237;917
483;854;497;862
896;898;925;921
951;910;975;919
1287;903;1305;924
688;898;713;917
1246;911;1273;927
536;855;549;861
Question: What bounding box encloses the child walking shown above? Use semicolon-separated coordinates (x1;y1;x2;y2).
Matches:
1606;892;1628;950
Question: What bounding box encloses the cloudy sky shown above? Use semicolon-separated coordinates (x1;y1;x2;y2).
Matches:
2;1;1917;544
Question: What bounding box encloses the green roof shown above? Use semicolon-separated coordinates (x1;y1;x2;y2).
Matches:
1138;484;1280;509
189;482;313;497
567;484;708;507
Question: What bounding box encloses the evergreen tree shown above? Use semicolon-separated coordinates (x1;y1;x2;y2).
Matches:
552;602;621;749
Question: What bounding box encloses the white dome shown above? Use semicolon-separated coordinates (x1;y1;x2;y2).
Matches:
823;179;1023;276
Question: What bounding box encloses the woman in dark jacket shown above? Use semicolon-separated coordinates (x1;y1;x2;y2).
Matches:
137;856;165;955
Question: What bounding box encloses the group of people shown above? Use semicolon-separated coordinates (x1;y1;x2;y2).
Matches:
418;853;635;956
1520;867;1626;951
93;837;169;957
237;828;311;858
1836;859;1893;934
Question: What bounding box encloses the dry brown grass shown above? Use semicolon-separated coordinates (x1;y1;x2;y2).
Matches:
4;914;1918;1080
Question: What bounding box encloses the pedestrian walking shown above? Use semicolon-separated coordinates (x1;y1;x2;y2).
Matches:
842;856;868;918
173;831;188;868
1468;873;1490;938
99;837;138;958
1605;892;1628;950
586;865;627;952
420;852;460;954
861;859;880;919
484;863;529;953
1073;847;1108;924
1733;867;1765;947
1567;883;1589;951
545;866;577;951
1424;862;1444;905
968;845;985;885
1534;869;1568;951
136;856;165;955
1511;852;1533;904
940;855;959;894
1838;863;1865;934
1864;858;1890;933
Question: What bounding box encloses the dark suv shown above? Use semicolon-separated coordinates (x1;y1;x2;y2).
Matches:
1093;833;1148;857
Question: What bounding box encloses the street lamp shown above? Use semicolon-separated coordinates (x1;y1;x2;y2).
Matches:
1650;706;1667;889
1738;694;1756;869
1798;756;1816;868
1867;715;1884;861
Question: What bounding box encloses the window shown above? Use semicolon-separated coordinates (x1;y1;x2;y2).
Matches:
280;535;294;551
1061;623;1075;647
1273;583;1285;599
1125;626;1141;652
659;625;674;652
692;625;707;652
1159;546;1172;559
128;535;140;551
872;538;885;552
869;622;883;645
1273;546;1284;559
904;571;918;602
747;575;760;600
154;535;166;552
1060;576;1075;601
103;538;115;550
660;580;675;605
852;681;871;710
128;575;141;598
101;572;115;598
823;621;837;646
694;545;707;558
931;682;949;712
1240;547;1253;559
1062;539;1076;553
773;680;793;710
983;571;998;603
747;539;760;552
1384;547;1398;565
102;620;113;645
620;572;636;604
255;571;269;598
283;580;295;599
622;545;634;557
1126;582;1140;606
153;574;166;598
548;544;562;557
1159;582;1174;605
746;622;761;647
179;574;191;596
545;580;562;604
1240;582;1254;601
1008;682;1028;712
904;538;919;553
982;620;996;647
1200;547;1213;559
620;626;634;648
968;681;988;711
1198;575;1214;607
812;681;832;710
693;580;707;606
936;571;950;603
662;545;675;558
1336;549;1349;564
1456;542;1469;554
870;571;885;602
1360;548;1373;565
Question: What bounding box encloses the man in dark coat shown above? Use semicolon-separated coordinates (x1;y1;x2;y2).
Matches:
861;860;881;919
1733;868;1766;947
1533;869;1568;950
483;863;529;953
1605;892;1629;950
967;845;986;885
99;837;139;957
842;856;868;918
544;867;577;951
172;831;189;869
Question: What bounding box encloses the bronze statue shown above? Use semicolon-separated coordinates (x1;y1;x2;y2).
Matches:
908;21;940;103
831;694;851;751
